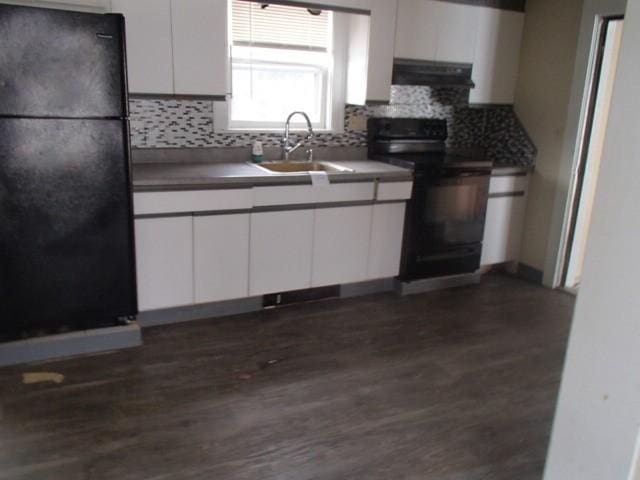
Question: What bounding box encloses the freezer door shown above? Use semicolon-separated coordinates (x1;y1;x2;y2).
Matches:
0;4;126;118
0;118;137;335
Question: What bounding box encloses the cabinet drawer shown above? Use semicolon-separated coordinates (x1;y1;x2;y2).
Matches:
134;189;252;215
252;182;375;207
377;181;413;201
489;175;528;195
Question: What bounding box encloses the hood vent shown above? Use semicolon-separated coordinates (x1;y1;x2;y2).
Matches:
392;59;475;89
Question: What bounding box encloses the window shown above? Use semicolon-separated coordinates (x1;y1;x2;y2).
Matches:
224;0;340;131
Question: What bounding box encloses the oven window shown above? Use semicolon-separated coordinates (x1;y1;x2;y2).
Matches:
418;175;489;246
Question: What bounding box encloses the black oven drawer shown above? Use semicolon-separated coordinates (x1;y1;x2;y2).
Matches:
401;244;482;280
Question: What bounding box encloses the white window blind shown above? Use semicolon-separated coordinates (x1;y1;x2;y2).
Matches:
232;0;330;51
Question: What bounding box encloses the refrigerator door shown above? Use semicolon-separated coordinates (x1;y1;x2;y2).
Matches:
0;4;126;118
0;118;137;335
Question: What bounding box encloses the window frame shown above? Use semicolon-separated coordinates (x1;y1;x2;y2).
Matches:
214;6;347;134
226;55;329;131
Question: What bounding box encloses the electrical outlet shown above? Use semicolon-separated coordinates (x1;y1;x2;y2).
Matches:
348;114;367;131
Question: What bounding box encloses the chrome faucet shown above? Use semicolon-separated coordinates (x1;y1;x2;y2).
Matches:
281;111;314;161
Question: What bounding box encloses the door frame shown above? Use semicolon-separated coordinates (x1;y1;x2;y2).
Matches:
555;14;623;288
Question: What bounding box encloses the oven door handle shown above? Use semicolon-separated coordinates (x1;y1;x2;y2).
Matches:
458;171;489;177
438;170;492;178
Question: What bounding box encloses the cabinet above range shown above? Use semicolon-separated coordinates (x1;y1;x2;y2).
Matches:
394;0;524;104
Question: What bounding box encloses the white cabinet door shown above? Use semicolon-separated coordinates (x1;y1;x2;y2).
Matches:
481;194;527;265
366;0;398;102
111;0;174;95
395;0;476;63
312;206;372;287
394;0;438;61
470;7;524;104
249;210;314;296
345;12;370;106
135;216;194;311
171;0;229;96
368;203;406;279
193;214;249;304
435;1;478;63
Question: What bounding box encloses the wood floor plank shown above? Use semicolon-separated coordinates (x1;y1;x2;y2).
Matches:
0;274;574;480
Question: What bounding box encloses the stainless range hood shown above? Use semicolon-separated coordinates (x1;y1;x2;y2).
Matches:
392;59;475;89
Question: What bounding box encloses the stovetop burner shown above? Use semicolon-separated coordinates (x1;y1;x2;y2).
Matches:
368;117;493;171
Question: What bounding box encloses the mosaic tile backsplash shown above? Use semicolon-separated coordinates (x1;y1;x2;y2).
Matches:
130;86;536;166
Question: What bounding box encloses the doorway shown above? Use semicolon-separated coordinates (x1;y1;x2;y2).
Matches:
561;16;624;291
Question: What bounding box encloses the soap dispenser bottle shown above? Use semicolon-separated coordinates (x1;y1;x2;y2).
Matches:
251;140;264;164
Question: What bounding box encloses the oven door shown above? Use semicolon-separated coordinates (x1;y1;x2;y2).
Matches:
402;168;490;279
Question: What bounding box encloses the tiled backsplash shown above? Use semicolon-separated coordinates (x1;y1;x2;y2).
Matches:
130;86;536;166
130;99;368;149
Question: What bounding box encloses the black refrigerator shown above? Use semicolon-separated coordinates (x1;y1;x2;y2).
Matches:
0;4;137;339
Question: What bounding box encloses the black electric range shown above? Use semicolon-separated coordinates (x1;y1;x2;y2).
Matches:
368;118;493;280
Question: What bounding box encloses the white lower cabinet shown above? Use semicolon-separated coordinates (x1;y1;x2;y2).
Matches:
135;185;412;309
368;203;406;279
193;214;249;303
135;216;194;311
249;209;315;296
312;205;373;287
481;194;527;266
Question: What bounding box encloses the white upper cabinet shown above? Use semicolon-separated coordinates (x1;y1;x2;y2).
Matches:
111;0;228;96
395;0;477;63
365;0;398;103
470;7;524;104
435;1;478;63
111;0;174;94
394;0;438;61
171;0;229;96
346;0;399;104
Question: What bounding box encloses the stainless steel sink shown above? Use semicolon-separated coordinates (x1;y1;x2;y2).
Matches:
251;161;355;174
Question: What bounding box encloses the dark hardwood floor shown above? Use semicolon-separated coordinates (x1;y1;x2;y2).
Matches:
0;274;574;480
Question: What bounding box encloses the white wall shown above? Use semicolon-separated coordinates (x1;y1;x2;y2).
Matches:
512;0;585;273
541;0;627;285
542;0;640;478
